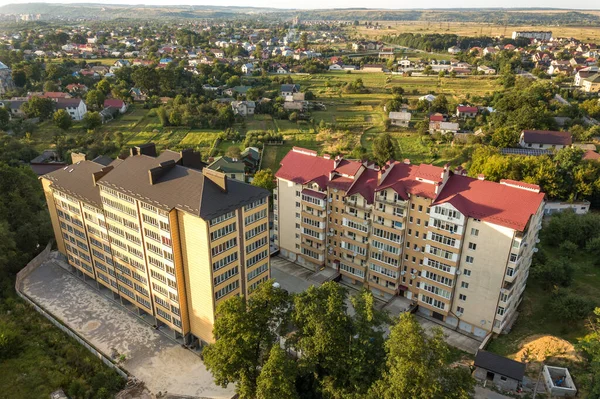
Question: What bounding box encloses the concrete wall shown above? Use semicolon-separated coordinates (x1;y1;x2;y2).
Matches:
474;367;519;391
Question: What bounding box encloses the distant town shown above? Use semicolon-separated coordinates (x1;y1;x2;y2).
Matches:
0;5;599;399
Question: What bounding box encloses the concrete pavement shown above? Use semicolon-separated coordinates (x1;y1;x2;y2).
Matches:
22;258;234;399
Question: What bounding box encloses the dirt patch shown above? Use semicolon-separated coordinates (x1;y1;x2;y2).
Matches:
83;320;101;332
514;334;581;363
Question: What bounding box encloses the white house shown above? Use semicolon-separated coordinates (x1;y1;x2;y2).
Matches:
448;46;461;55
419;94;436;102
231;101;255;117
241;63;254;74
398;59;412;68
388;111;411;127
430;121;459;134
55;98;87;121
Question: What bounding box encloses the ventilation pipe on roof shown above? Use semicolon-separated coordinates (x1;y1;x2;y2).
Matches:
478;174;485;181
92;166;114;186
148;160;177;185
334;155;342;169
323;154;331;160
403;159;411;165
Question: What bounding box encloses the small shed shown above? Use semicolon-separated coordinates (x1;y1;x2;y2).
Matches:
473;350;525;392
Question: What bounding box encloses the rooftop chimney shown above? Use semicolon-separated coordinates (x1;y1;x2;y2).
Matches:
403;159;411;165
477;174;485;181
148;160;177;185
71;152;87;164
92;166;114;186
180;149;207;170
203;168;228;192
131;143;157;157
323;154;331;160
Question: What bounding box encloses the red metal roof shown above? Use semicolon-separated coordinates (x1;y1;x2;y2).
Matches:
276;147;335;189
434;175;544;231
301;188;327;199
104;99;125;108
429;113;444;122
583;150;600;161
457;106;478;113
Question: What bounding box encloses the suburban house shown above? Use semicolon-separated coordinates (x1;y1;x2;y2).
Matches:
581;73;600;92
129;88;147;102
231;100;256;117
207;156;246;181
397;59;411;68
241;147;261;174
419;94;436;102
447;46;461;54
473;350;525;392
280;84;300;97
55;98;87;121
477;65;496;75
519;130;573;149
430;121;459;134
0;99;26;118
388;111;412;127
241;63;254;74
456;106;478;118
574;68;598;86
103;98;128;114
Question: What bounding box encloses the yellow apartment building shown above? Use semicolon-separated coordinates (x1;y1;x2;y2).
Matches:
41;144;270;345
274;147;544;339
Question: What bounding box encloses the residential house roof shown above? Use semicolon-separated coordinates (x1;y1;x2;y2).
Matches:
474;350;526;381
521;130;573;146
389;111;411;121
104;99;125;108
208;156;246;174
457;106;478;113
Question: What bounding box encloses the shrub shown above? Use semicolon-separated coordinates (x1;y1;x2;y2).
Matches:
550;289;595;321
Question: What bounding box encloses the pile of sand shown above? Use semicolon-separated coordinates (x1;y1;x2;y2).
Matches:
515;334;581;363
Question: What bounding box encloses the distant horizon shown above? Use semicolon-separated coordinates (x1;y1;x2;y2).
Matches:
2;1;600;11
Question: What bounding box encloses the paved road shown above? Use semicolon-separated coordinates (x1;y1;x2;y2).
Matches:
22;258;234;399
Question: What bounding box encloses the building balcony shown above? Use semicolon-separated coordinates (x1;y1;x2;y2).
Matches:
343;197;370;209
301;207;326;219
372;208;405;222
343;231;369;244
374;195;408;208
342;217;370;234
505;266;520;283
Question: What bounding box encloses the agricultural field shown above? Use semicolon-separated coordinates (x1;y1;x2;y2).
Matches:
353;20;600;42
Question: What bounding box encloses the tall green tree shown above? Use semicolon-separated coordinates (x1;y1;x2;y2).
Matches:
53;109;73;131
256;346;299;399
86;90;105;111
369;313;474;399
579;308;600;398
252;169;276;192
203;281;291;399
372;133;398;166
21;97;54;120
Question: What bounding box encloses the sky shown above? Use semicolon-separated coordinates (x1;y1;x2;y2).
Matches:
3;0;600;10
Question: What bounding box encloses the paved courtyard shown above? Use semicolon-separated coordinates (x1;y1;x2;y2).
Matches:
21;257;234;399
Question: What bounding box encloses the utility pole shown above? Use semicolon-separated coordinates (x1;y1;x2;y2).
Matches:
532;362;544;399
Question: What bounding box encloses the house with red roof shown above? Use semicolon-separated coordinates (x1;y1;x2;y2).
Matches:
456;105;478;118
519;130;572;150
103;98;128;114
274;147;545;338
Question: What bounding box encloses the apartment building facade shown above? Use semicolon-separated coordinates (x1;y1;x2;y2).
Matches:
41;144;270;345
274;147;544;338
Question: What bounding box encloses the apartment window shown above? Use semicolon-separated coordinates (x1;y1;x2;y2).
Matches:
456;306;465;313
411;204;415;210
497;307;505;316
465;256;474;264
339;262;365;278
461;281;469;289
215;280;240;300
430;232;456;247
246;236;268;254
245;197;267;211
246;250;268;267
509;253;518;263
210;222;236;241
152;282;167;295
248;263;268;281
471;228;479;236
296;202;300;208
418;205;423;212
408;229;412;235
214;266;239;286
213;252;238;272
420;294;445;310
210;211;236;226
409;216;413;223
468;242;477;250
463;269;472;276
416;219;421;226
245;209;267;226
156;307;171;322
459;294;467;301
212;237;237;256
296;191;300;197
142;213;158;227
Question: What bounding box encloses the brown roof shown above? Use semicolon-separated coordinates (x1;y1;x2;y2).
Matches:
43;160;109;208
97;154;268;219
521;130;572;146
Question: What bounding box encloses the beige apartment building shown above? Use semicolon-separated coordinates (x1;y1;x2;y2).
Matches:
274;147;545;338
41;144;270;345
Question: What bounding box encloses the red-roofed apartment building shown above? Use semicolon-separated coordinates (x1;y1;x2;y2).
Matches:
274;147;545;338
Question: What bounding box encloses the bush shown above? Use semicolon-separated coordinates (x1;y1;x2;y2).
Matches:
550;288;595;321
531;257;574;288
0;321;21;360
559;241;578;258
